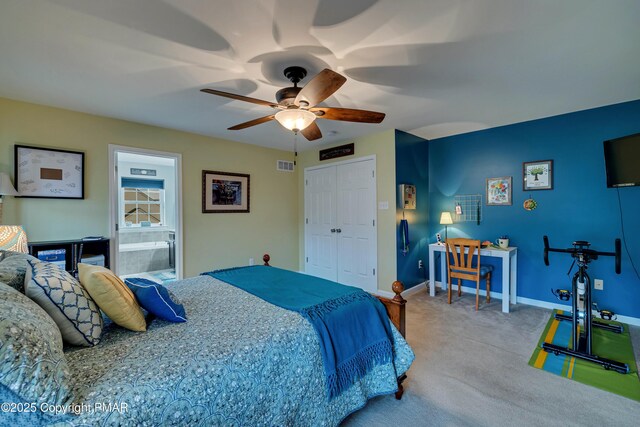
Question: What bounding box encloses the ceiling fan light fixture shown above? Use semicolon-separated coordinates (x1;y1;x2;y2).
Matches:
275;109;316;133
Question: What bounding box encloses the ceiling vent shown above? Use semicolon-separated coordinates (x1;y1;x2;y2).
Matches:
277;160;295;172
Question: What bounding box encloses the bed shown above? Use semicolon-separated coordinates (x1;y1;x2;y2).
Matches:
0;254;414;426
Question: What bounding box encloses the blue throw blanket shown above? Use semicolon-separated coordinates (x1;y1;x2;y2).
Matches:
203;266;394;398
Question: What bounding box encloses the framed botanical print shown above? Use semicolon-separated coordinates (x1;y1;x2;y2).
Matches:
523;160;553;190
486;176;512;206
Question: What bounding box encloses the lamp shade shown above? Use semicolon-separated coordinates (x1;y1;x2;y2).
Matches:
439;211;453;225
274;109;316;132
0;173;18;196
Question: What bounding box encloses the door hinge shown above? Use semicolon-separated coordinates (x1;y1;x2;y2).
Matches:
372;219;375;226
372;170;375;178
305;179;308;186
115;165;118;172
305;218;308;224
373;268;376;275
115;223;119;231
306;257;309;263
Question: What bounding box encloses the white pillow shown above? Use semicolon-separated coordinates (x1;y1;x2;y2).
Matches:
25;259;103;346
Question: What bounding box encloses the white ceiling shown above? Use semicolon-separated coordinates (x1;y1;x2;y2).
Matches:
1;0;639;151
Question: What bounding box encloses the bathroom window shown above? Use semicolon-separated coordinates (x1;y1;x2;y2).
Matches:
121;178;164;227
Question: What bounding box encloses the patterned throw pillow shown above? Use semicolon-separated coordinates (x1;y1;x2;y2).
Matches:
25;259;103;347
0;251;39;293
125;278;187;322
78;263;147;332
0;225;28;253
0;281;74;407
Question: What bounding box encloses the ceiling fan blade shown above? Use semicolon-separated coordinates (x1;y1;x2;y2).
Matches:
201;88;278;108
228;115;275;130
310;107;385;123
294;69;346;108
300;121;322;141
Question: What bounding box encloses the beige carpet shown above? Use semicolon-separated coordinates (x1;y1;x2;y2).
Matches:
343;289;640;426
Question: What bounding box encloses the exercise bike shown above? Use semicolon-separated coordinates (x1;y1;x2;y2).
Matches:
542;236;629;374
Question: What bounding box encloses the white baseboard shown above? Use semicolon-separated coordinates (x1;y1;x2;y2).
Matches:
431;280;640;326
516;296;640;327
403;281;427;297
433;280;502;299
375;290;394;299
375;281;427;299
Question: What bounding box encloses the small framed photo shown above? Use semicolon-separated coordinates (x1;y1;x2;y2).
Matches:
14;145;84;199
523;160;553;190
202;170;250;213
486;176;512;206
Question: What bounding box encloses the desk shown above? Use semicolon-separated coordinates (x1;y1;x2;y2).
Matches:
428;243;518;313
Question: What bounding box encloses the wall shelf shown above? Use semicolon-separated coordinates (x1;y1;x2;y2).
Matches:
28;237;110;276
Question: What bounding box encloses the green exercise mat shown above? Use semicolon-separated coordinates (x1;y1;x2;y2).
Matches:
529;310;640;401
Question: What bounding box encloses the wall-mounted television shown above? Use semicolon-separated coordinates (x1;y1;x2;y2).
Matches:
603;133;640;188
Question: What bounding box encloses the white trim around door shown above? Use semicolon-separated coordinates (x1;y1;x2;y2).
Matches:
108;144;184;280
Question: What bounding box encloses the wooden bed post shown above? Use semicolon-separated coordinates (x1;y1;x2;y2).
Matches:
375;281;406;338
374;281;407;400
263;254;270;266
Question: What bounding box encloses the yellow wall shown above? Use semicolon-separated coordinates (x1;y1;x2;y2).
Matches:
0;97;298;276
297;130;397;293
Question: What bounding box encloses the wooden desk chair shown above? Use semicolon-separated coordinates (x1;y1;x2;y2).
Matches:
0;225;28;253
445;238;493;310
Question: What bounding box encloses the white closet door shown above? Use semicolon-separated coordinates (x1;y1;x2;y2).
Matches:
304;167;337;281
336;160;377;293
304;158;377;292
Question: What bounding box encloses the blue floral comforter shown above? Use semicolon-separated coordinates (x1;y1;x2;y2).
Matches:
3;275;414;426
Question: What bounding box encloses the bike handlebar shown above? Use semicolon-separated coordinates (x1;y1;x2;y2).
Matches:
543;235;621;274
615;238;621;274
543;235;550;266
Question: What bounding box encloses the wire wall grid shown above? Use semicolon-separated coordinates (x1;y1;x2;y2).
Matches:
454;194;482;223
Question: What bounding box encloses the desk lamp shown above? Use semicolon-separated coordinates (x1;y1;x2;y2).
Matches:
439;211;453;242
0;173;19;224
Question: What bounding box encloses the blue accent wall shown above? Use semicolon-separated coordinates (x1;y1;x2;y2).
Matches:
395;130;429;289
428;100;640;318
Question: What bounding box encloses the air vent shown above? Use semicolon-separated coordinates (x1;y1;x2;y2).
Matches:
277;160;295;172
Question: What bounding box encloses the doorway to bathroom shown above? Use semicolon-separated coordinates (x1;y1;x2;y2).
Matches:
108;145;183;284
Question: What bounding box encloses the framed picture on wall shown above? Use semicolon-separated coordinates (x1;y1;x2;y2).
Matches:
523;160;553;190
486;176;512;206
14;145;84;199
202;170;250;213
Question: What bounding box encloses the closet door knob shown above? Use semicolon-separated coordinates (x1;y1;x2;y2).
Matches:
336;228;342;233
330;228;336;233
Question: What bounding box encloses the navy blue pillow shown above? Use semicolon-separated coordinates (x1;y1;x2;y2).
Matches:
124;278;187;323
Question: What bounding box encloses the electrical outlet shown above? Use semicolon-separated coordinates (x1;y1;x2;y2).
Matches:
249;258;254;266
594;279;603;290
418;260;424;269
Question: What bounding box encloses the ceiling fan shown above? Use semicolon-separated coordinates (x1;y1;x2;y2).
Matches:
200;66;385;141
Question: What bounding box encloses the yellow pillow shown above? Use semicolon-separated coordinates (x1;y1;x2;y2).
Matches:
78;263;146;332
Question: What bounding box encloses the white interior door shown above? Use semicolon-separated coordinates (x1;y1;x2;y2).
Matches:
304;167;337;281
304;158;377;292
336;160;377;292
